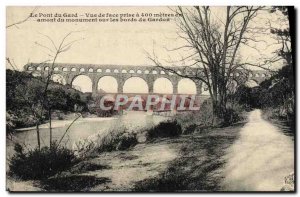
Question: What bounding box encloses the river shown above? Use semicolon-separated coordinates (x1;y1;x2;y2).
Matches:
222;109;294;191
7;111;168;158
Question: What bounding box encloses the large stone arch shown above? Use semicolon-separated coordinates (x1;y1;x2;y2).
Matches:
24;63;273;98
71;74;93;93
177;78;197;94
97;76;118;93
123;76;149;93
153;77;174;94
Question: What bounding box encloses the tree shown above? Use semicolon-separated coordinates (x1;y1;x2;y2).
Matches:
258;65;294;120
269;6;294;68
6;31;83;149
269;6;294;103
34;31;83;148
149;6;263;124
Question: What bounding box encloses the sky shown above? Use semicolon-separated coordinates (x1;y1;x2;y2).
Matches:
7;6;180;67
6;6;288;93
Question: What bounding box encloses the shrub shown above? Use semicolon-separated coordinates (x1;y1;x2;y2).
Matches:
146;120;182;140
174;100;214;133
222;102;245;126
198;99;214;125
9;143;79;180
222;108;240;126
73;127;138;158
92;130;138;153
175;99;246;129
116;132;138;150
183;124;198;134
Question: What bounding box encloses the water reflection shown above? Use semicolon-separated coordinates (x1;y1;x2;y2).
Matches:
7;112;168;158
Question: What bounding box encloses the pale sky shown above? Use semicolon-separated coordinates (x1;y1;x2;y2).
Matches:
7;6;180;67
6;6;288;93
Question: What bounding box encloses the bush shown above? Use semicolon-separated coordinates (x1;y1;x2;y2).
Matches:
222;108;240;126
198;99;214;125
174;99;246;130
174;100;214;134
146;120;182;140
9;143;79;180
92;130;138;153
183;124;198;134
94;130;137;152
116;132;138;150
222;102;245;126
73;127;138;158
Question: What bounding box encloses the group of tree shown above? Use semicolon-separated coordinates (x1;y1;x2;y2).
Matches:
150;6;264;125
235;64;294;122
6;12;86;149
149;6;293;125
6;6;294;140
230;6;294;126
6;69;88;130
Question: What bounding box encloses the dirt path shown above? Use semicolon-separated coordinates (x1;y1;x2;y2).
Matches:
87;142;178;191
7;140;179;192
221;109;294;191
9;110;292;192
134;124;243;191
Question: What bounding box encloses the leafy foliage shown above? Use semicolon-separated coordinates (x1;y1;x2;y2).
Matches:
269;6;293;68
146;120;182;140
6;69;88;128
9;143;79;180
235;64;294;121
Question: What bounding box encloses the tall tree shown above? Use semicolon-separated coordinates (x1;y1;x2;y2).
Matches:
269;6;293;68
6;30;83;149
149;6;263;124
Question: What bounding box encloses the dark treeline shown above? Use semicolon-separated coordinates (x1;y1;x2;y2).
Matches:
235;64;295;123
6;69;90;129
234;6;294;125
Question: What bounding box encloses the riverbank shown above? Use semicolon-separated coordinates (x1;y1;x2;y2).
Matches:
7;109;294;192
261;108;295;138
7;118;245;192
15;116;118;132
13;110;103;131
7;112;169;158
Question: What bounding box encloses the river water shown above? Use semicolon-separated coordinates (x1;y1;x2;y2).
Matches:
222;109;294;191
7;112;168;158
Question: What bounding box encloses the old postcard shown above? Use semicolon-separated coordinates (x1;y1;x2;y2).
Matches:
6;6;295;192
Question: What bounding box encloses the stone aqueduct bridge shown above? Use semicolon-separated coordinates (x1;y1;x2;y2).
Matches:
24;63;270;95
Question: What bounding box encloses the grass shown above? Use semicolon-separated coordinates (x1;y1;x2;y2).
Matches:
8;142;79;180
73;126;139;158
8;118;245;191
8;102;247;191
38;175;111;192
146;120;182;140
68;161;111;174
262;108;295;138
134;123;244;192
74;120;183;159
